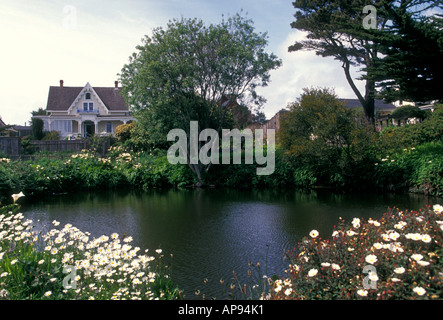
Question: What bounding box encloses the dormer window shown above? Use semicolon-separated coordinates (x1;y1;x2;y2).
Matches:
85;93;91;99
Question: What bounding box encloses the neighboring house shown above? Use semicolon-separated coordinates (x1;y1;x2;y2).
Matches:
388;100;437;126
12;125;32;137
259;109;287;140
247;99;397;137
339;98;396;118
242;97;435;138
1;116;32;137
33;80;135;139
339;98;396;131
246;109;287;140
339;98;438;129
393;100;436;112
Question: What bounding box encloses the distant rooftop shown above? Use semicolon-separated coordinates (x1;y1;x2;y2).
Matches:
339;98;395;111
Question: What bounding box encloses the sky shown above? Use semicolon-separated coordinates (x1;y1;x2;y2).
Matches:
0;0;366;126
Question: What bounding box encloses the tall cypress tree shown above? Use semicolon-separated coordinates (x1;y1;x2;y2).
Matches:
373;2;443;103
289;0;442;121
289;0;389;123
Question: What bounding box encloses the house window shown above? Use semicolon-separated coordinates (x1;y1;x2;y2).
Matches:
85;93;91;99
52;120;72;134
83;102;94;111
106;122;112;133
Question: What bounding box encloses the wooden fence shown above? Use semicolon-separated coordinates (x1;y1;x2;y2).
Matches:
0;137;111;160
0;137;20;157
29;140;88;153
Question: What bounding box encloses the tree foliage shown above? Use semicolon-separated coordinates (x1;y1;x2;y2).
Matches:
372;1;443;102
279;87;377;187
114;122;134;143
119;13;281;185
390;104;426;120
289;0;387;122
30;108;46;140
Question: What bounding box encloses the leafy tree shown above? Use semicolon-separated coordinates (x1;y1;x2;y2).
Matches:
279;87;377;187
289;0;389;122
119;14;281;186
251;111;267;125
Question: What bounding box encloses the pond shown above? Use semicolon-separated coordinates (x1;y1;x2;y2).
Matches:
21;188;438;299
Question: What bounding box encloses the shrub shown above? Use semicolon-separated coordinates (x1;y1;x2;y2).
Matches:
292;166;317;188
114;122;134;143
279;87;379;189
0;163;18;203
271;205;443;300
42;131;61;141
0;149;187;202
378;104;443;154
390;105;426;121
373;142;443;195
408;143;443;196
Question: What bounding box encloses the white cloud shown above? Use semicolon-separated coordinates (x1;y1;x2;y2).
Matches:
258;31;366;119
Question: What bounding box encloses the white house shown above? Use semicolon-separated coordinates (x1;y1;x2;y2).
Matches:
34;80;135;139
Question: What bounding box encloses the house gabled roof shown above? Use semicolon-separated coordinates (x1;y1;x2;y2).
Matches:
93;87;127;111
46;82;127;111
0;116;6;127
46;86;83;111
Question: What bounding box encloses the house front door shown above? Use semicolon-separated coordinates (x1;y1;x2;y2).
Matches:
83;121;95;137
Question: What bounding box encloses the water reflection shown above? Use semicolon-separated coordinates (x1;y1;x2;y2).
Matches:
21;188;438;299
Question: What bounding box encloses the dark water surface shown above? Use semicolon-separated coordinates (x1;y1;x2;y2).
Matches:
21;188;438;299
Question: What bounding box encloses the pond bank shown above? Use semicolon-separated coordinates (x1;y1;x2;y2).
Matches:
2;140;443;204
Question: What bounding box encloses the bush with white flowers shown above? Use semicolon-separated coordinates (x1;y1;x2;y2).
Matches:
0;197;182;300
271;205;443;300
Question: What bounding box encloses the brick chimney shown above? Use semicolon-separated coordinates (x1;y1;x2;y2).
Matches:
114;81;118;88
60;80;64;87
